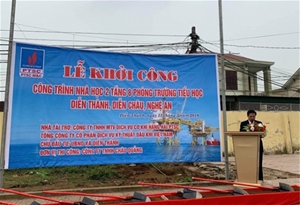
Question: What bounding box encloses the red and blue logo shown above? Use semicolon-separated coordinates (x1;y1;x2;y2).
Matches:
20;48;45;78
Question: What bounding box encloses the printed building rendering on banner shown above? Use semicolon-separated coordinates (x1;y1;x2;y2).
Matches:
5;42;221;169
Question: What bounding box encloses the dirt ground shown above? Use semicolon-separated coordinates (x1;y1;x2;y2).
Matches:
5;162;300;192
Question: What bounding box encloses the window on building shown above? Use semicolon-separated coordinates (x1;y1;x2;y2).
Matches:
226;70;238;90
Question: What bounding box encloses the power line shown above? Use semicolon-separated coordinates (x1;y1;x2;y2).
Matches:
226;60;299;92
3;23;189;45
199;39;234;54
0;37;164;45
1;28;188;38
2;28;298;40
271;67;294;75
15;24;28;41
7;23;184;45
3;30;299;50
199;44;299;93
202;40;298;87
4;24;300;50
1;23;188;37
201;40;300;50
76;42;187;49
224;59;289;90
210;31;300;42
222;43;299;50
0;28;297;92
200;38;297;79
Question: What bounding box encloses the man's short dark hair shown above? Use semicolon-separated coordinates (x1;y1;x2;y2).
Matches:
247;109;257;116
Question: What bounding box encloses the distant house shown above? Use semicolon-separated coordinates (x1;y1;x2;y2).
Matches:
271;68;300;97
197;52;274;96
196;52;275;96
220;54;274;96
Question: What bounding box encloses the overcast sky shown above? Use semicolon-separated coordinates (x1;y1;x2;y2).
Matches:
0;0;299;93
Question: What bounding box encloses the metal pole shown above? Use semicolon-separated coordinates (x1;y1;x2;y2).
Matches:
0;0;16;187
218;0;229;180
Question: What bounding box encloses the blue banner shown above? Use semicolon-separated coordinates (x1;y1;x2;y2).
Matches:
5;42;221;169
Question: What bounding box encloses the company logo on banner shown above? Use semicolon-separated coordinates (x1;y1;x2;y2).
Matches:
20;47;45;78
6;42;221;169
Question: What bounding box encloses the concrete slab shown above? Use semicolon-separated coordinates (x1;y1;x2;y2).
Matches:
263;154;300;175
228;154;300;175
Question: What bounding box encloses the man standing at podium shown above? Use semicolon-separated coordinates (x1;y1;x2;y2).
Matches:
240;109;264;181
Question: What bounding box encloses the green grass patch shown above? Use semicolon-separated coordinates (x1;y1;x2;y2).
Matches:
177;176;193;183
3;165;122;188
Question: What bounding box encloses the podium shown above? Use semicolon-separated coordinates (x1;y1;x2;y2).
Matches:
225;131;264;184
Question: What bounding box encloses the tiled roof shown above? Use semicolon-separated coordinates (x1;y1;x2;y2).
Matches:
195;51;254;62
194;51;273;65
223;54;254;62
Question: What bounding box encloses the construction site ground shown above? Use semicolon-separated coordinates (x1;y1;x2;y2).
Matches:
1;154;299;204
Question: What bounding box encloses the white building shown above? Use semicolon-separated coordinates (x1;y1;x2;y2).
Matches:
218;54;274;96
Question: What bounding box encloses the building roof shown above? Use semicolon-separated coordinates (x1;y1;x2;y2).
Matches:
283;68;300;89
271;68;300;95
223;54;254;62
195;51;274;66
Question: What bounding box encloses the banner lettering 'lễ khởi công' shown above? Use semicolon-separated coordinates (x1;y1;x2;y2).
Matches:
5;42;221;169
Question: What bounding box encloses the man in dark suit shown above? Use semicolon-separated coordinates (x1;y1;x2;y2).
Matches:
239;109;264;181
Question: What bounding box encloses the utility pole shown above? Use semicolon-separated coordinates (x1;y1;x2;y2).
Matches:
188;26;200;53
187;26;205;54
218;0;229;180
0;0;16;187
187;20;229;179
